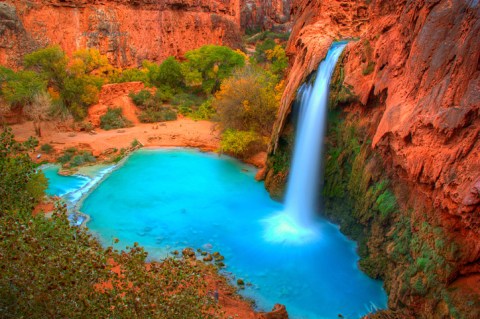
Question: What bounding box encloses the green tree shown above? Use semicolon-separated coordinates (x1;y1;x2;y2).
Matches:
0;67;47;108
23;46;68;90
254;38;276;63
265;45;288;76
157;56;184;88
0;128;46;212
24;46;105;120
70;48;111;76
181;45;245;94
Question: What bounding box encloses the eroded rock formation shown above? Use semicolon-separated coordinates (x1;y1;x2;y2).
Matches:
241;0;292;31
0;0;243;67
267;0;479;317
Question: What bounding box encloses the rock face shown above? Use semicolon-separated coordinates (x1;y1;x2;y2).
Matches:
267;0;479;317
241;0;292;31
256;304;289;319
0;0;243;67
87;82;145;127
272;0;369;145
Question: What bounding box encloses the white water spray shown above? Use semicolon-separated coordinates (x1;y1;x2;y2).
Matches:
264;42;346;244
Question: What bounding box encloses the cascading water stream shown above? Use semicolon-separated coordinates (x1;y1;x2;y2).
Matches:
264;42;346;243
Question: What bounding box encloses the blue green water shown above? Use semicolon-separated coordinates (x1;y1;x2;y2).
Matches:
43;165;90;198
44;149;387;319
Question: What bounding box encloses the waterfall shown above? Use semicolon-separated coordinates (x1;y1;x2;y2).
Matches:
284;42;346;226
263;42;346;243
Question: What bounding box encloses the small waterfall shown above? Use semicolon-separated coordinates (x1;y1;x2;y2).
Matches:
284;42;346;226
263;42;346;243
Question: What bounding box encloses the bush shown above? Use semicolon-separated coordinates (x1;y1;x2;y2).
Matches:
191;99;215;120
255;39;276;63
0;203;218;319
171;92;205;116
100;107;132;130
155;85;174;103
57;147;77;164
70;151;96;167
214;66;280;136
219;129;264;158
362;61;375;75
0;128;47;212
115;67;148;83
129;90;152;108
40;143;54;154
138;108;177;123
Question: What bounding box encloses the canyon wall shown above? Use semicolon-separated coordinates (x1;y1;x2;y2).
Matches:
267;0;479;317
0;0;243;67
241;0;292;31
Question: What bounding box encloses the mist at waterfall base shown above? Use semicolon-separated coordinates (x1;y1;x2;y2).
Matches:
44;151;386;319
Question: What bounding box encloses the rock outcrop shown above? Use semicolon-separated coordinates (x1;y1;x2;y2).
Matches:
267;0;479;317
241;0;292;31
0;0;243;67
87;82;145;126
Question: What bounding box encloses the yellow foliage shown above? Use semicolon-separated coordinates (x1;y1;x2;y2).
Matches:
265;45;284;61
275;80;285;103
235;49;249;61
214;66;279;136
47;87;60;102
81;85;100;105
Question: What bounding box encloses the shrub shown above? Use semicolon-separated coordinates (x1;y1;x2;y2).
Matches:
155;85;174;103
171;92;205;116
138;108;177;123
219;129;263;158
214;66;279;136
265;45;288;76
0;202;218;319
255;38;276;63
57;147;77;164
362;61;375;75
131;138;142;148
70;151;96;167
246;31;290;44
0;127;47;212
40;143;54;154
376;189;397;219
191;99;215;120
116;67;148;83
129;90;152;108
100;107;132;130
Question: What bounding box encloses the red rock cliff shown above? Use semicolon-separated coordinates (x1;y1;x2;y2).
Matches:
241;0;292;31
269;0;479;316
0;0;243;67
